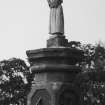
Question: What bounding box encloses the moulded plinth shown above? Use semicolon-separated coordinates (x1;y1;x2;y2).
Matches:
27;47;83;105
26;47;83;73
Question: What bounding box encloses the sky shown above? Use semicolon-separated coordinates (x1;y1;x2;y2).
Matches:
0;0;105;60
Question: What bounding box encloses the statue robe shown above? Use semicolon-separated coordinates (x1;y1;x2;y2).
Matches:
48;0;64;35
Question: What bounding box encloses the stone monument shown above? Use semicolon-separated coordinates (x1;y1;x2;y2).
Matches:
27;1;83;105
47;0;64;35
47;0;68;47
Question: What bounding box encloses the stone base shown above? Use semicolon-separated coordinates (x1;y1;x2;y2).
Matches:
26;43;83;105
47;35;68;48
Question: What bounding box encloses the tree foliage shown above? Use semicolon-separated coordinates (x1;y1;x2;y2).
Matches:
68;41;105;72
69;41;105;105
0;58;31;105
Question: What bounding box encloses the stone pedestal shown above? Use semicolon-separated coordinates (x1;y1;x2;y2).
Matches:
26;47;83;105
47;35;68;47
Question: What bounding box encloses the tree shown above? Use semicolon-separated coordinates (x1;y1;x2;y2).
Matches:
69;41;105;105
94;43;105;71
68;41;105;72
0;58;30;105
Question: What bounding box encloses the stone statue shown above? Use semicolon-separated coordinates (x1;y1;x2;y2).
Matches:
47;0;64;35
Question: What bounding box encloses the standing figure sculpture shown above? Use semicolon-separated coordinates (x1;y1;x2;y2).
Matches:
47;0;64;35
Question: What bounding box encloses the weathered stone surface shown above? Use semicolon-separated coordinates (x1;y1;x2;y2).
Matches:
26;47;83;64
26;48;83;73
27;0;84;104
47;0;64;35
47;35;68;47
27;47;83;105
27;77;81;105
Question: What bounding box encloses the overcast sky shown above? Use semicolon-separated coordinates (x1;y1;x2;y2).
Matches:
0;0;105;60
